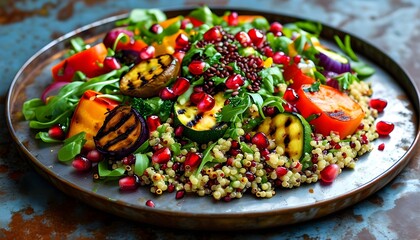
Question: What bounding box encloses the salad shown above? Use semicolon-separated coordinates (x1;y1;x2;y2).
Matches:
23;7;394;203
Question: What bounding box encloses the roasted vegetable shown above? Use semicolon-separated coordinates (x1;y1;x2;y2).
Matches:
119;54;180;98
67;90;120;150
174;92;227;143
94;105;148;158
258;112;312;161
294;84;365;139
52;43;109;82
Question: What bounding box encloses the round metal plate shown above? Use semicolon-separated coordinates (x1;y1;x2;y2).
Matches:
6;8;420;230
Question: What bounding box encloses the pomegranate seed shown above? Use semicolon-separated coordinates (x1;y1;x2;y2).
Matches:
260;148;270;157
369;98;388;113
227;11;238;26
152;147;172;164
244;133;252;143
197;93;215;112
283;88;299;103
272;52;290;65
234;31;251;46
263;106;277;117
188;60;206;75
167;183;175;193
48;124;65;140
175;190;185;199
225;74;244;90
180;19;191;29
311;153;319;163
229;148;241;157
183;152;202;171
103;57;121;70
193;85;204;93
175;33;189;49
190;92;205;105
122;154;136;165
119;175;138;191
159;87;177;100
146;115;161;132
293;55;302;64
139;46;155;60
230;140;240;149
360;134;369;145
263;46;274;57
245;171;255;181
320;164;340;183
172;77;190;96
173;126;184;138
376;121;394;136
86;149;103;163
173;50;185;63
252;132;269;149
378;143;385;151
72;155;91;171
276;166;288;177
203;27;223;42
247;28;265;47
145;199;155;207
269;22;283;35
149;24;163;34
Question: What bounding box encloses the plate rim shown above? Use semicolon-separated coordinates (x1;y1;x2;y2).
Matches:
6;7;420;228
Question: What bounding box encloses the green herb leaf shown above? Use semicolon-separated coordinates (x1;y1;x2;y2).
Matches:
35;132;62;143
57;132;86;162
240;142;254;154
304;81;321;92
188;6;214;26
333;72;359;91
196;141;217;174
218;95;251;122
259;66;284;93
134;153;150;176
98;160;126;178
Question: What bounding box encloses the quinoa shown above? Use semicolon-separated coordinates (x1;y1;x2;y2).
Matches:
121;79;379;200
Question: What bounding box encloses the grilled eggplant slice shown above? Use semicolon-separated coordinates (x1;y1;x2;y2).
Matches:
94;105;148;158
120;54;180;98
258;112;312;161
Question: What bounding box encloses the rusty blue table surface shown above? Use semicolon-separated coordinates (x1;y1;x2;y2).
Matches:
1;0;419;239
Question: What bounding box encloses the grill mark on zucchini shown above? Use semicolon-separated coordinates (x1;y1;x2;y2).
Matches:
258;112;313;162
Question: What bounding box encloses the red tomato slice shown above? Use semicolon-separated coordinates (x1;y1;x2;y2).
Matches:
283;63;315;90
51;43;108;82
295;84;365;139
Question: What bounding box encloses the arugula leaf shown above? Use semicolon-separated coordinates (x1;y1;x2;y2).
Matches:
195;141;217;174
35;132;62;143
98;160;126;179
259;65;284;93
134;153;150;176
217;94;251;122
333;72;359;91
57;132;86;162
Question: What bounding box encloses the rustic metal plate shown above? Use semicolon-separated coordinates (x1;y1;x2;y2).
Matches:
6;8;420;230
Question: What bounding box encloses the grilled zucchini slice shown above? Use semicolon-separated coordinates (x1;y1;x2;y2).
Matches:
258;112;312;161
94;105;148;158
174;92;227;143
120;54;180;98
